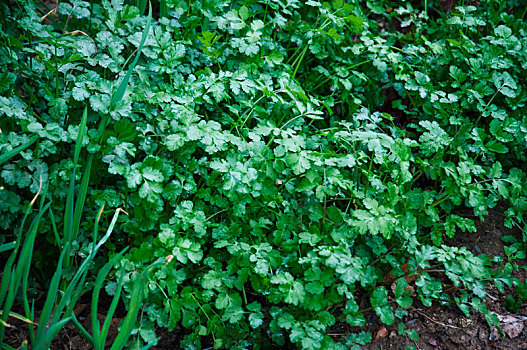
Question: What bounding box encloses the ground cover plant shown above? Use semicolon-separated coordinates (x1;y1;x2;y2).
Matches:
1;0;527;349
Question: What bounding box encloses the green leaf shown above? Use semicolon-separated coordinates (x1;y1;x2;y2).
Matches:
284;281;305;306
201;270;222;290
265;51;284;65
485;140;508;153
394;279;413;309
418;120;452;156
371;286;388;307
172;239;203;264
223;305;244;323
249;312;263;328
239;6;249;21
492;71;517;98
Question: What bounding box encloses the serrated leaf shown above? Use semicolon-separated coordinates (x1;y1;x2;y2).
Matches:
284;281;305;306
249;312;264;328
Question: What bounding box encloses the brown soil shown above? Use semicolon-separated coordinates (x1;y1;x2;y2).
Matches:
4;208;526;349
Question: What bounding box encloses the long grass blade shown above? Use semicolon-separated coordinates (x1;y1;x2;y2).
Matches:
91;251;124;349
109;258;163;350
160;0;167;18
110;3;151;111
48;208;61;249
71;314;94;346
70;107;91;243
36;317;72;350
52;209;125;326
0;136;37;166
73;107;88;165
62;106;88;258
0;200;49;344
21;198;47;346
70;153;93;243
0;311;37;325
35;247;66;342
34;209;123;348
1;341;18;350
50;268;90;329
137;0;148;15
0;242;15;253
0;182;43;308
98;251;128;349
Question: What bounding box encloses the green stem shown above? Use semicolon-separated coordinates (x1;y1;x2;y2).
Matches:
242;284;248;305
54;39;59;99
431;194;449;208
292;46;308;79
311;59;373;91
263;0;269;24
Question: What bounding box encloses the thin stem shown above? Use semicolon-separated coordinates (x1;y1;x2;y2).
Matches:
431;194;449;208
292;46;308;79
311;59;373;91
262;0;269;24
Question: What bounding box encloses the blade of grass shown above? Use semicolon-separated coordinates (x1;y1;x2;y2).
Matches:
160;0;167;18
36;209;124;346
137;0;148;15
91;248;125;346
0;183;43;308
48;208;61;250
70;107;91;243
21;182;47;346
0;242;15;253
52;209;125;324
37;317;73;350
0;136;37;166
98;254;127;349
0;199;50;343
71;314;94;346
1;342;19;350
70;157;93;243
73;107;88;165
34;244;66;342
109;258;164;350
0;311;37;325
62;107;88;266
110;3;152;111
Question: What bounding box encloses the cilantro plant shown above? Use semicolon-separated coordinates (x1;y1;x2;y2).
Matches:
2;0;527;349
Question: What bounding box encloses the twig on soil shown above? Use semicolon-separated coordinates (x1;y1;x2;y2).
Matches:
486;293;498;301
412;309;463;330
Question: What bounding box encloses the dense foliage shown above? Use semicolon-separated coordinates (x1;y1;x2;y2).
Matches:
1;0;527;349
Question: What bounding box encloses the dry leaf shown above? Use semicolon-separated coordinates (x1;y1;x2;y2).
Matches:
383;262;424;285
490;313;527;340
374;325;389;340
